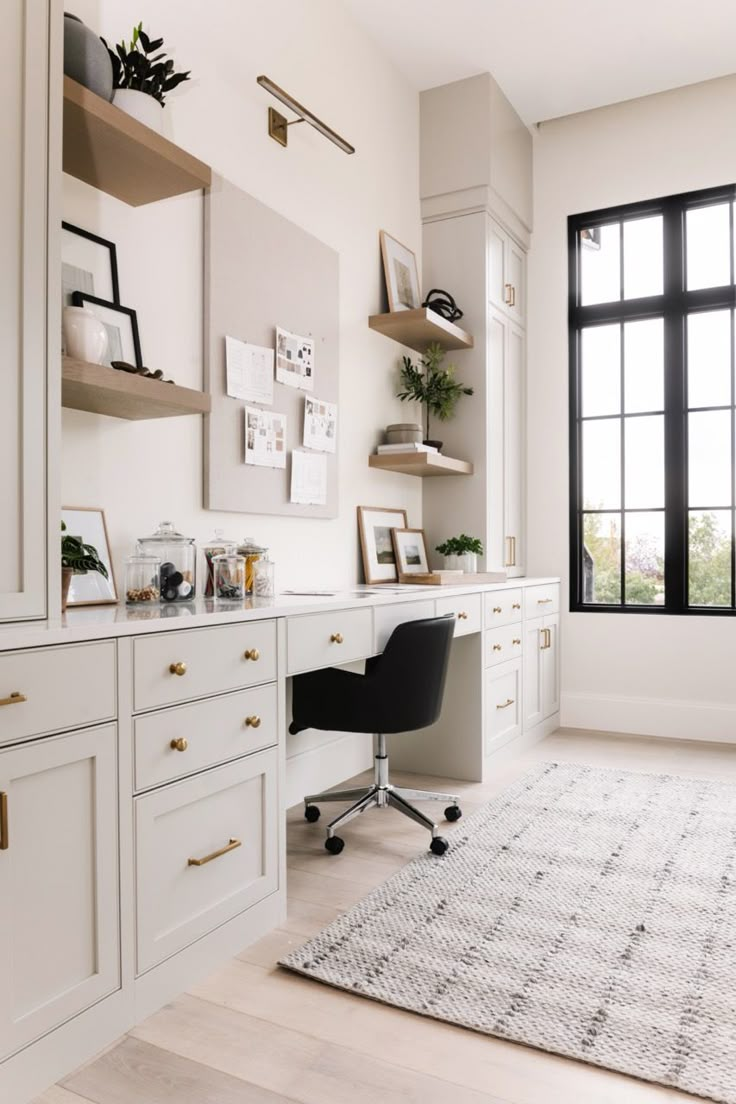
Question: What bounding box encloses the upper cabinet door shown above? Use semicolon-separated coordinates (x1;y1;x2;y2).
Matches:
487;216;526;327
0;0;50;621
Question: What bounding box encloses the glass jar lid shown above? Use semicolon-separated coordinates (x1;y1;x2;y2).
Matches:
238;536;267;554
138;520;195;546
204;528;236;552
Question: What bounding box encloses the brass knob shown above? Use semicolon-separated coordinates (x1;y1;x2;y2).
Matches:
493;643;502;652
457;611;468;620
512;602;521;610
244;648;260;661
245;715;262;728
512;638;521;645
330;633;344;644
170;737;189;752
493;606;502;613
169;661;187;677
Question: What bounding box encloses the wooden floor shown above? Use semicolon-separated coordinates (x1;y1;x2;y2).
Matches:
37;728;736;1104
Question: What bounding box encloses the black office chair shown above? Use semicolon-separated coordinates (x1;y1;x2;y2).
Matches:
289;615;461;856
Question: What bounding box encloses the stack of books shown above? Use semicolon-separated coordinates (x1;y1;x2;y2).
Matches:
376;442;438;455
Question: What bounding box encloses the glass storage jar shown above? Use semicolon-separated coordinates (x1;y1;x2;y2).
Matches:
252;554;275;598
203;529;236;597
125;554;161;604
213;553;246;601
237;537;267;594
137;520;196;602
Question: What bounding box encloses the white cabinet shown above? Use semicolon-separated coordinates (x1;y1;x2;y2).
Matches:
488;309;526;577
0;0;50;621
0;725;119;1059
523;614;560;730
487;216;526;326
485;659;522;754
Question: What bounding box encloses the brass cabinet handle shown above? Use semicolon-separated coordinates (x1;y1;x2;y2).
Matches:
245;715;261;728
244;648;260;661
512;602;521;610
169;662;187;677
330;633;344;644
188;837;242;867
504;282;514;305
0;692;27;707
505;536;517;567
537;597;553;605
492;606;502;614
0;792;7;851
512;638;521;645
457;611;468;620
510;285;516;307
540;627;552;650
170;737;189;752
496;698;514;710
492;643;502;652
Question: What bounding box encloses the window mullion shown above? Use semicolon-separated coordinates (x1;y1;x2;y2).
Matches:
662;199;687;612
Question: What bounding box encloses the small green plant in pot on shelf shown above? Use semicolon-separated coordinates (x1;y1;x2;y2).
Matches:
61;521;109;612
436;534;484;573
396;342;473;451
102;22;191;130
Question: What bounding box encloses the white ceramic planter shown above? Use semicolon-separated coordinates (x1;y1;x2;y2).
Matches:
63;306;108;365
113;89;163;133
443;552;478;573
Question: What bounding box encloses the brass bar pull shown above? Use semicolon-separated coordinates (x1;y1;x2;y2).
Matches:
0;692;27;708
245;715;261;728
457;611;468;620
169;662;187;677
540;628;551;650
496;698;514;710
505;536;516;567
504;282;513;305
0;792;7;851
330;633;344;644
537;597;553;605
510;285;516;308
188;837;242;867
244;648;260;661
170;737;189;752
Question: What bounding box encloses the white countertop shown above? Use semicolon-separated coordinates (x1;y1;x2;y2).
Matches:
0;578;561;652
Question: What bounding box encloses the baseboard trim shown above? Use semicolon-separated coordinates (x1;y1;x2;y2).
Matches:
483;712;559;777
562;691;736;743
285;731;373;809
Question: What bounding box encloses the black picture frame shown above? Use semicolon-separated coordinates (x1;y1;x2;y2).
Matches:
72;292;143;370
62;221;120;304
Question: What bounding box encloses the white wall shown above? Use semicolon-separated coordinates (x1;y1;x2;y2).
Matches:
528;74;736;742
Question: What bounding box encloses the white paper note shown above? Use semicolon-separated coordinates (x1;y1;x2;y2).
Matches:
303;395;337;453
245;407;287;469
276;326;314;392
290;449;327;505
226;335;274;405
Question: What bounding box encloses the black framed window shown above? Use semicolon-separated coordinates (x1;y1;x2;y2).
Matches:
569;184;736;614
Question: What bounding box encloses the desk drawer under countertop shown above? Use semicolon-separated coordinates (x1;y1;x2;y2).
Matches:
484;589;523;629
524;583;560;619
484;623;523;668
287;607;373;674
435;593;482;637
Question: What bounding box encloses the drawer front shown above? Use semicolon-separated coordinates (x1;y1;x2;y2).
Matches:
524;583;560;619
134;683;278;792
483;589;523;629
435;593;482;637
484;623;523;668
374;600;435;652
0;641;115;745
133;621;276;712
287;608;373;674
486;659;522;755
135;748;278;974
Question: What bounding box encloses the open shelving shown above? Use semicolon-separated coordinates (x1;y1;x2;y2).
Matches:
62;357;211;420
368;452;473;477
368;307;474;353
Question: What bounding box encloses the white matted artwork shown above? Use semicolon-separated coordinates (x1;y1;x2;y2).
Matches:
245;407;287;469
380;230;421;312
303;395;337;453
62;507;118;606
276;327;314;392
357;506;408;585
392;527;429;576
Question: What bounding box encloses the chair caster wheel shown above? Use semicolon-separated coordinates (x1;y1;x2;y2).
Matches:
445;805;462;822
325;835;344;855
304;805;320;823
430;836;449;856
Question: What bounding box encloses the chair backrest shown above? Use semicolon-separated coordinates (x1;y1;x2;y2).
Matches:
372;614;455;733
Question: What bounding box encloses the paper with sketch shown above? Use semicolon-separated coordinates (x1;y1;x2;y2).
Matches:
303;395;337;453
276;326;314;391
245;407;286;469
226;335;274;405
290;449;327;505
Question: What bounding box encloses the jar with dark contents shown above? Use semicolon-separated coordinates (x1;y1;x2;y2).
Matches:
137;521;196;602
213;553;246;601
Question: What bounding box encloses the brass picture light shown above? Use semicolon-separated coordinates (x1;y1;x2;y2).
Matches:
257;75;355;155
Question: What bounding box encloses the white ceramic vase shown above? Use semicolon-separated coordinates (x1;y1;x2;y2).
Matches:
63;306;108;365
113;88;164;133
443;552;477;573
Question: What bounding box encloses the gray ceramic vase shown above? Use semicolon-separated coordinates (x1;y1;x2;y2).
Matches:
63;13;113;102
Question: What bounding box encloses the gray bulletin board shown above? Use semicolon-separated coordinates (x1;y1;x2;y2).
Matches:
204;175;339;518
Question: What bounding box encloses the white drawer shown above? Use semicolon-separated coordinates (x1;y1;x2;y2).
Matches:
133;621;276;712
435;593;482;637
134;683;278;792
486;659;522;755
287;607;373;674
135;747;278;974
484;589;523;629
0;641;115;746
373;600;435;652
484;623;523;668
524;583;560;619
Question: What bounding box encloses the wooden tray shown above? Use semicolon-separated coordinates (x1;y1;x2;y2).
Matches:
398;571;508;586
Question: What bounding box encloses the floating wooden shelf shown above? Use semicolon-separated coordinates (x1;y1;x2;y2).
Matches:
369;452;473;477
63;77;212;206
62;357;211;420
368;308;474;353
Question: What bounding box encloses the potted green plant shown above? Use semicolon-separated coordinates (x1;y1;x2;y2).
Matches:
435;534;484;573
396;342;473;451
102;22;191;132
61;522;109;612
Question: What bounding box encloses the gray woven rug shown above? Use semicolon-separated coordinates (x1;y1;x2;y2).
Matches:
280;762;736;1103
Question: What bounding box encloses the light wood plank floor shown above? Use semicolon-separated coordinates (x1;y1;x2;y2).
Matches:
37;729;736;1104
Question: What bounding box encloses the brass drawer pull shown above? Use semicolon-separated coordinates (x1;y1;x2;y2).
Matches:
537;597;553;604
492;606;502;614
0;792;8;851
330;633;344;644
512;638;521;645
0;692;27;707
188;837;242;867
169;662;187;677
496;698;514;710
244;648;260;661
540;627;552;650
170;737;189;752
245;715;261;728
504;282;513;306
512;602;521;610
457;611;468;620
492;643;502;652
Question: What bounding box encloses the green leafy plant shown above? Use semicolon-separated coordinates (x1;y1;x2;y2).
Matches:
396;342;473;442
61;522;109;578
103;23;191;106
435;534;484;557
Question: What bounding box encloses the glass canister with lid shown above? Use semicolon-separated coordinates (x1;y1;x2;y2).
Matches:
137;520;196;602
237;537;267;595
203;529;237;597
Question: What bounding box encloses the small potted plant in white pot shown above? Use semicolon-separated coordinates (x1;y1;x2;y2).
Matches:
61;522;109;612
103;22;190;133
435;534;484;573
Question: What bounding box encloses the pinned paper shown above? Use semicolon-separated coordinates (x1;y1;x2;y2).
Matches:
276;326;314;391
303;395;337;453
245;407;287;469
226;335;274;405
290;449;327;505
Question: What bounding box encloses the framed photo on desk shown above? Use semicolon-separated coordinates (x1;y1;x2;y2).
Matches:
357;505;408;584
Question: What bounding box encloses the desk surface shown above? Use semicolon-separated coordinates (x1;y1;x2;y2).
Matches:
0;577;560;652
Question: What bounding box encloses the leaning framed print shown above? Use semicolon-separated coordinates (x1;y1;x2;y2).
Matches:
62;223;120;354
71;292;143;369
61;506;118;607
357;505;408;585
392;527;430;578
379;230;421;312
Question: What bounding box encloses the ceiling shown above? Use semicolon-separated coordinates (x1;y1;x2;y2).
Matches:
343;0;736;124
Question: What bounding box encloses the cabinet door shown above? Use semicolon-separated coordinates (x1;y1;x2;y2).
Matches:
0;725;119;1059
485;658;522;755
541;613;560;719
522;616;544;731
487;219;507;312
506;238;526;325
503;322;525;577
0;0;49;621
